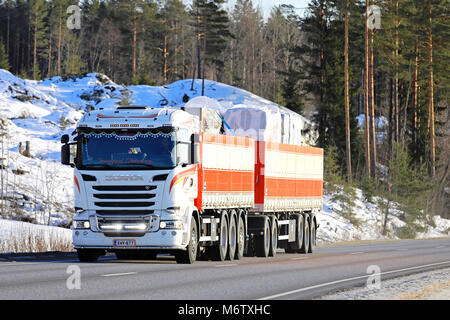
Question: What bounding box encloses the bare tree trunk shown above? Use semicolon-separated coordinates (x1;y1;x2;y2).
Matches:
57;7;62;75
364;0;371;178
47;34;52;76
428;0;436;178
394;0;399;144
132;6;137;81
412;39;419;145
369;26;377;178
33;3;39;79
344;0;352;183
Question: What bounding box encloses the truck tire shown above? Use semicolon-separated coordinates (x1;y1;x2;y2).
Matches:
269;216;277;257
255;217;270;258
227;215;237;261
308;217;316;253
77;249;102;262
235;215;245;260
175;217;198;264
212;213;228;261
299;215;310;254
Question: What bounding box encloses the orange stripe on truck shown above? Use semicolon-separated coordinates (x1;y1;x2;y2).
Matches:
169;167;197;192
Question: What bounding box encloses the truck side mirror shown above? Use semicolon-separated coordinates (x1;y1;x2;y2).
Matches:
61;134;69;144
61;144;70;165
189;134;201;165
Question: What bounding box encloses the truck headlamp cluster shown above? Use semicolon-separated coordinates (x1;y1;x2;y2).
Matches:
160;220;183;229
73;220;90;229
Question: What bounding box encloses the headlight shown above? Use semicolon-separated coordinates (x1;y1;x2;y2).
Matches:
160;220;183;229
73;220;90;229
165;207;181;215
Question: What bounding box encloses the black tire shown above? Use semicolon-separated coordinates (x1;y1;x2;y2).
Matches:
308;217;316;253
175;217;198;264
227;215;237;261
77;249;102;262
212;213;228;261
255;217;270;257
235;215;245;260
269;217;278;257
299;215;310;254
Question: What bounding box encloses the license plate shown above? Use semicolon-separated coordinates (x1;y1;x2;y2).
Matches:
113;239;136;247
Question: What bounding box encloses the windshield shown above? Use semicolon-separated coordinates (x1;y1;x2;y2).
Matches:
78;131;176;170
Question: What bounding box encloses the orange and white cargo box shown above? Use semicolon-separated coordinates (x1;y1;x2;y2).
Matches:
195;133;255;211
254;141;323;213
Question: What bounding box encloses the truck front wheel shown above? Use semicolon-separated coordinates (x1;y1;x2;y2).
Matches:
175;217;198;264
77;249;103;263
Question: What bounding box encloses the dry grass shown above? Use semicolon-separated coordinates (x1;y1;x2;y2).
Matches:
395;281;450;300
0;227;73;253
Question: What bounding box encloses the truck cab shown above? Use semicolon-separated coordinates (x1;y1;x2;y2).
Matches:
61;106;201;263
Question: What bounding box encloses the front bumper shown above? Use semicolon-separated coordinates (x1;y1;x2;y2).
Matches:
73;228;188;251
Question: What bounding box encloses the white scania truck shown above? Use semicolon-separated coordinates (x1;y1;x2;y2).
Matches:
61;105;323;263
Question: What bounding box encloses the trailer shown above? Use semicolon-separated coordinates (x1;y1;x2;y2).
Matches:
61;105;323;263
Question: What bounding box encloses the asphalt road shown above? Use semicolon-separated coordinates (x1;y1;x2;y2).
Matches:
0;238;449;300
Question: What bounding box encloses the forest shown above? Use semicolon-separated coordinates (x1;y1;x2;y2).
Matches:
0;0;448;227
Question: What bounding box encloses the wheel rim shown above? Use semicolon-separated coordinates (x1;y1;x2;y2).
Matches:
238;219;245;256
305;224;309;250
191;225;197;258
230;223;236;249
298;218;303;244
221;222;228;253
272;224;277;248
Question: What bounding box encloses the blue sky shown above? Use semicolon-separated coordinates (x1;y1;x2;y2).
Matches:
256;0;311;16
183;1;312;19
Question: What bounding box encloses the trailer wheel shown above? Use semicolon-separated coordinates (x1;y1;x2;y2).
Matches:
77;249;102;262
299;215;310;254
256;217;270;258
227;215;237;261
308;218;316;253
212;214;228;261
269;217;278;257
175;217;198;264
235;215;245;260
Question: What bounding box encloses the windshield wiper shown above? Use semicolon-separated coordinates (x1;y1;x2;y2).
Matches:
82;163;115;169
125;163;173;170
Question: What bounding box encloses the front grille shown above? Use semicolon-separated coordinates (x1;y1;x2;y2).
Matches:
93;194;155;199
93;185;157;191
96;210;154;215
95;202;155;208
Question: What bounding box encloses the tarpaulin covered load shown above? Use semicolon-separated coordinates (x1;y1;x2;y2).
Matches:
279;106;314;146
184;96;223;134
222;105;282;143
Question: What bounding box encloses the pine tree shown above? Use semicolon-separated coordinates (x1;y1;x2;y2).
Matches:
0;41;10;70
29;0;48;80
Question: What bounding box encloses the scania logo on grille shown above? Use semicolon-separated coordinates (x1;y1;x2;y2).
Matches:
105;175;144;182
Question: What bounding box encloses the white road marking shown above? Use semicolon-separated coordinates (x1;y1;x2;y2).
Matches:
291;257;309;260
258;260;450;300
349;252;365;255
101;272;137;277
215;264;237;268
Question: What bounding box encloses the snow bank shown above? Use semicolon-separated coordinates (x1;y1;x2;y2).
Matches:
0;69;448;250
